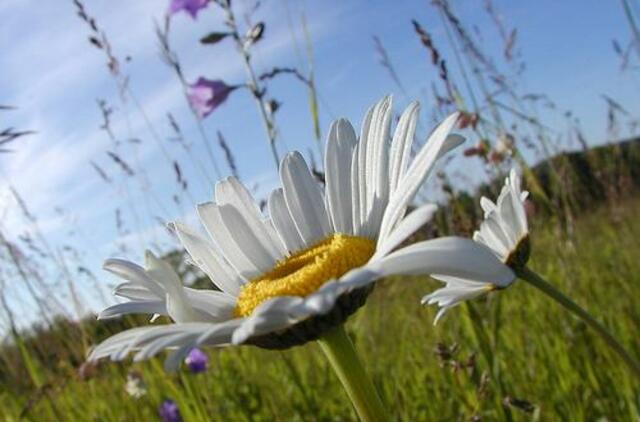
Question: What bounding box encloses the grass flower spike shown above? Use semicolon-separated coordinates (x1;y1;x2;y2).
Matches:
89;97;516;420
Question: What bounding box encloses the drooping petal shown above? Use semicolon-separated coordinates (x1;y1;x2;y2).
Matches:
370;236;515;287
98;301;168;320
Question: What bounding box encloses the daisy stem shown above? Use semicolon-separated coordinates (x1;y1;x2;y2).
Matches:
317;324;389;422
518;266;640;379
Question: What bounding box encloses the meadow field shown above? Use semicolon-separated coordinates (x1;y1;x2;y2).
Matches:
1;191;639;421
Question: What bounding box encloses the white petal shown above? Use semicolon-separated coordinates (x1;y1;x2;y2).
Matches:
268;188;306;253
174;222;243;296
378;112;460;242
421;283;491;325
477;212;511;259
366;97;392;229
325;118;357;234
495;187;518;245
480;197;496;216
184;288;236;322
357;103;375;226
98;301;167;320
370;236;515;287
280;151;331;245
389;102;419;193
145;252;204;323
217;204;277;271
197;202;262;279
215;177;286;257
506;170;528;236
103;259;164;298
113;283;158;301
436;134;466;159
350;145;362;235
375;203;437;257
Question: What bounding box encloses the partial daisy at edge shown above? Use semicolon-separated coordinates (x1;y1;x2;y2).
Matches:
88;96;515;370
422;168;529;323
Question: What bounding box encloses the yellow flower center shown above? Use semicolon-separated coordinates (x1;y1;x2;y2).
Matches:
234;233;376;317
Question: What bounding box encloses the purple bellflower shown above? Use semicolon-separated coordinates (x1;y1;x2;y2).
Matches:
159;399;182;422
187;77;236;118
168;0;209;19
184;348;209;373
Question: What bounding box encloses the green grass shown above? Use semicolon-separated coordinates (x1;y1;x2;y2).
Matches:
2;200;640;421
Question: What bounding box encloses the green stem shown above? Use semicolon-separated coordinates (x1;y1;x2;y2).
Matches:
517;266;640;380
317;325;390;422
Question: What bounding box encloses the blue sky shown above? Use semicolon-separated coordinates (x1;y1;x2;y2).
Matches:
0;0;637;328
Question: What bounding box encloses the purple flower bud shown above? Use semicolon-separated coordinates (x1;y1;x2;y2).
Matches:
159;400;182;422
168;0;209;19
187;77;235;119
184;348;208;373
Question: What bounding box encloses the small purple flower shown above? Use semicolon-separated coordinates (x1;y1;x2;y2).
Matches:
168;0;209;19
159;400;182;422
187;77;235;119
184;348;208;373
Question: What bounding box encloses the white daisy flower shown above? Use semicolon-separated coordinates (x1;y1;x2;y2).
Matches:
422;168;528;323
89;97;514;370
